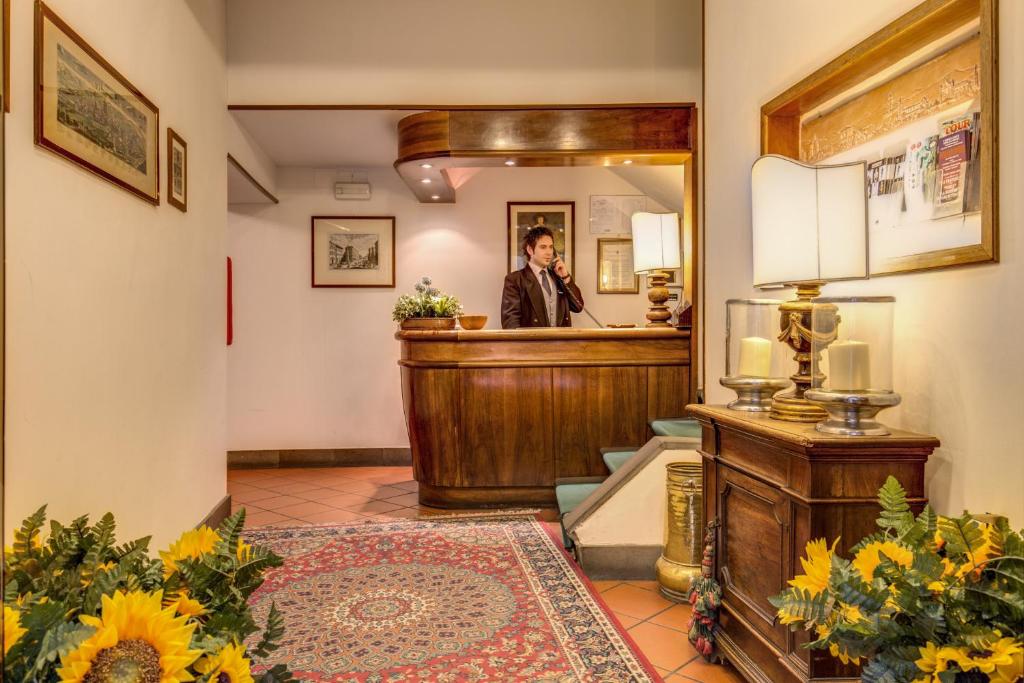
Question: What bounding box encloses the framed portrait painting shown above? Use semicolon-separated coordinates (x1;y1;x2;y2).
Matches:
507;201;574;273
34;1;159;204
167;128;187;212
311;216;395;288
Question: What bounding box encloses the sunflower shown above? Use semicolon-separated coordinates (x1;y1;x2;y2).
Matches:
236;539;253;563
788;538;838;596
194;643;254;683
4;605;27;656
163;589;206;619
57;589;200;683
851;540;913;581
159;526;220;578
993;646;1023;683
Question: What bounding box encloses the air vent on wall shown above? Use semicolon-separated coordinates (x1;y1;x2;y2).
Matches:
334;182;371;200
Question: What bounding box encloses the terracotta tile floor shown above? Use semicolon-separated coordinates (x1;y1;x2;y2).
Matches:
229;466;743;683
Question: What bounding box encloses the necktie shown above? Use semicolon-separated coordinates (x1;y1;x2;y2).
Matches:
540;269;552;296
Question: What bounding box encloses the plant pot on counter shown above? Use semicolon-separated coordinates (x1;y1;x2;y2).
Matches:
399;317;457;331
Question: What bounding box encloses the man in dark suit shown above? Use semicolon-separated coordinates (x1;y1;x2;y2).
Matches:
501;226;584;328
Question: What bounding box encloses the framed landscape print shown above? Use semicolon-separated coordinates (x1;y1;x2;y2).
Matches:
34;1;159;204
311;216;395;288
167;128;187;212
507;201;574;273
597;238;639;294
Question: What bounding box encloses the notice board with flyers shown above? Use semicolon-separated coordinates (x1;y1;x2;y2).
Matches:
760;0;997;277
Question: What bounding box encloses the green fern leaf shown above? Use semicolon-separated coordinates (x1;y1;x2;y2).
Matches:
876;476;913;535
13;506;48;559
252;602;286;659
938;514;987;561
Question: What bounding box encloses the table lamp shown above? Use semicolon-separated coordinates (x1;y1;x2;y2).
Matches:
632;212;681;328
751;155;867;422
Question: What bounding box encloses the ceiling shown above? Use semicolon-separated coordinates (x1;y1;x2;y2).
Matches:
230;109;424;168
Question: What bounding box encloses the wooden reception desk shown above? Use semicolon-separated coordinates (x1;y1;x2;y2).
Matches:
397;327;693;507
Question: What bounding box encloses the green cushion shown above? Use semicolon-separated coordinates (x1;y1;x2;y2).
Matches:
555;483;602;515
602;450;635;473
650;418;701;438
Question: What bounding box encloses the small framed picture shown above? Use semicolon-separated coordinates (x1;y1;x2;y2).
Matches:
507;202;574;273
35;1;159;203
597;238;639;294
311;216;395;288
167;128;187;212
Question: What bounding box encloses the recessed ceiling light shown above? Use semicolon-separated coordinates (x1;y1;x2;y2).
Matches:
623;159;633;165
420;178;432;184
431;195;440;200
504;160;516;166
420;163;433;169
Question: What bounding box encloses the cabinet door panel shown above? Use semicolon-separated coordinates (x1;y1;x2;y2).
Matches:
719;465;790;651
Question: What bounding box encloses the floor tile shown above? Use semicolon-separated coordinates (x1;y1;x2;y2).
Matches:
648;604;693;633
591;580;621;593
392;480;419;492
230;487;285;505
315;491;376;508
292;487;347;502
272;501;336;518
599;584;676;620
625;622;699;671
341;500;404;515
244;510;292;527
263;480;326;495
370;507;423;521
626;580;662;592
324;479;403;497
612;612;642;629
655;667;673;679
299;508;370;525
380;492;420;506
676;658;745;682
249;495;307;511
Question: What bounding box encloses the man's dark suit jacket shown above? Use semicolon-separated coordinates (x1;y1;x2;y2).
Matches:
501;266;585;328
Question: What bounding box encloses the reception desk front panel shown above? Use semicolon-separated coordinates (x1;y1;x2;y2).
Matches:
397;328;693;507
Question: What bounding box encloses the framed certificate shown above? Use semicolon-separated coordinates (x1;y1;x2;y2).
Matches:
597;238;639;294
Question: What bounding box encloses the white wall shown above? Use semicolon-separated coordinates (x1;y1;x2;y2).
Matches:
226;112;276;195
704;1;1024;522
227;166;678;451
5;0;228;547
226;0;701;105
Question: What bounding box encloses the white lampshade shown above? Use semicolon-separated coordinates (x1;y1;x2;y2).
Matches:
631;212;681;273
751;155;867;287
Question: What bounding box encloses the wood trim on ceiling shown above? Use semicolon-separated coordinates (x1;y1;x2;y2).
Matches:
227;153;279;204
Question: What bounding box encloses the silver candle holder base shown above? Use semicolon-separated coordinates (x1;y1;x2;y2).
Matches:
719;376;791;412
804;389;902;436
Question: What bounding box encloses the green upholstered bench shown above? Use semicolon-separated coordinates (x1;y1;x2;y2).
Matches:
649;418;701;438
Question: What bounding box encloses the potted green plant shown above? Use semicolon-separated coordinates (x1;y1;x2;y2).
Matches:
770;477;1023;682
392;276;463;330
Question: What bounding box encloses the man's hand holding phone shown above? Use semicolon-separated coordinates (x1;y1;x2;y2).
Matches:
550;255;570;280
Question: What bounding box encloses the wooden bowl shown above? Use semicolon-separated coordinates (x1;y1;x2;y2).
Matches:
458;315;488;330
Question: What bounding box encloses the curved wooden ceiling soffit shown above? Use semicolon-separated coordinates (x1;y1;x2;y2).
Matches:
395;105;695;203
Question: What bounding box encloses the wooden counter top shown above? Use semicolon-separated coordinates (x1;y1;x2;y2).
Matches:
395;327;690;342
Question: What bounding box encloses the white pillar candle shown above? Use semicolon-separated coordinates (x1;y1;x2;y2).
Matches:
828;340;871;391
737;336;772;377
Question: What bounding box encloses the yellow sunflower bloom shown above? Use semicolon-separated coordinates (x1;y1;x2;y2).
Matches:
992;646;1023;683
57;589;200;683
851;540;913;581
194;643;254;683
4;605;27;656
163;590;207;619
159;526;220;578
916;642;955;677
960;638;1023;675
788;538;838;597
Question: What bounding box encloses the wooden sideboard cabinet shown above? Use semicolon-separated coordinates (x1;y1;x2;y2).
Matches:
686;404;939;683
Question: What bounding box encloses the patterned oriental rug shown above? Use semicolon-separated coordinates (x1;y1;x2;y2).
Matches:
244;514;662;682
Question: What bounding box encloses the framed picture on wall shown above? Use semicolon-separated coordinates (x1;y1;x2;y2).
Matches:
507;201;574;273
311;216;396;288
34;1;160;204
596;238;639;293
167;128;187;212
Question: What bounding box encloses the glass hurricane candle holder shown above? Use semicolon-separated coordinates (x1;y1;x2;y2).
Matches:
720;299;792;411
805;296;900;436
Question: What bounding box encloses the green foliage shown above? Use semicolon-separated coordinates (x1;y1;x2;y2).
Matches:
771;477;1024;683
3;506;289;683
392;276;463;321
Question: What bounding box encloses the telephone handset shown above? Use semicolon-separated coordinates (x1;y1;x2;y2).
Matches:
547;249;582;312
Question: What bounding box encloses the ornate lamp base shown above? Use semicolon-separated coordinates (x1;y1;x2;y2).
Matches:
645;270;672;327
804;389;902;436
770;391;828;422
719;376;790;412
